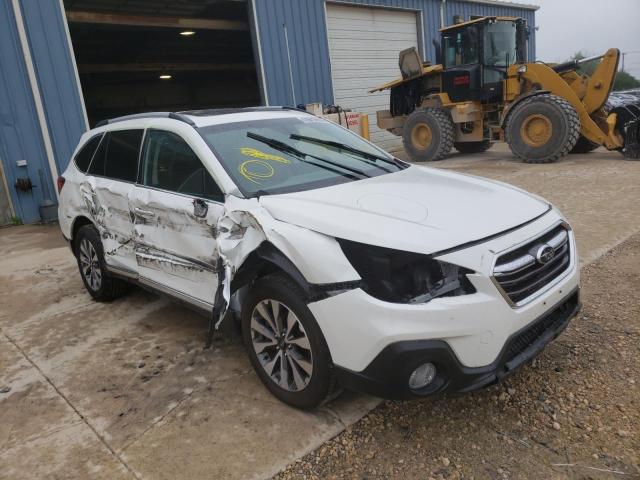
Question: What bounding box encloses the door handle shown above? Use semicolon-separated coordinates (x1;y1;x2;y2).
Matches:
134;207;156;219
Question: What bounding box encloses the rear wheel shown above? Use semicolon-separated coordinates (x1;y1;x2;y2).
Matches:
505;94;580;163
74;225;128;301
402;108;454;162
241;273;335;409
454;140;493;154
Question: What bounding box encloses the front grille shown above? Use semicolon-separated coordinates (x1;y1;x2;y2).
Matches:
504;291;579;363
493;223;571;305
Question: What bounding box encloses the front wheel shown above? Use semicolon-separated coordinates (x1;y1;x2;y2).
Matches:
241;274;335;409
505;94;580;163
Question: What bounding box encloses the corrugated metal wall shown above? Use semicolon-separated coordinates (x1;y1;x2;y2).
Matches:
0;0;53;224
253;0;536;107
0;0;86;224
20;0;88;174
252;0;335;107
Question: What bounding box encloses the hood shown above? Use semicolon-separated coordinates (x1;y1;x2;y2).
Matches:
258;166;549;255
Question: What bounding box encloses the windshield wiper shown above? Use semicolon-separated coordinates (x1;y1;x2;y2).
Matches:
290;134;403;169
246;132;371;180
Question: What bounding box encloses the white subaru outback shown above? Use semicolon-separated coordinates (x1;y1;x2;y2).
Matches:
58;107;580;409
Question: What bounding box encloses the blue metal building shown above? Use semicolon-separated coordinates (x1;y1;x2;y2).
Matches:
0;0;536;225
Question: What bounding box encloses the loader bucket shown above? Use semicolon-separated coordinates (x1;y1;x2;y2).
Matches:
608;90;640;159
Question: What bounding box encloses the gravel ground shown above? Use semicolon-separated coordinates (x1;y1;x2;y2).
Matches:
276;235;640;480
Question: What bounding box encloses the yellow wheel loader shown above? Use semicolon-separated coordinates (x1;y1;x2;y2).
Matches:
370;16;640;163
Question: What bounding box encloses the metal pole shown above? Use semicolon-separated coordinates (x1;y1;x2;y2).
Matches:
283;23;296;106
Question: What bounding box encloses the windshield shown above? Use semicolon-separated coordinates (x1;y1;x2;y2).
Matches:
483;21;517;67
199;116;406;197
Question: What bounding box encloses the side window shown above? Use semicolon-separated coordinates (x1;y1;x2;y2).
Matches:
142;130;224;201
74;134;103;172
88;129;143;182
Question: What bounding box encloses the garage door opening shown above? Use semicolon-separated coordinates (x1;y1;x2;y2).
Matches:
64;1;261;127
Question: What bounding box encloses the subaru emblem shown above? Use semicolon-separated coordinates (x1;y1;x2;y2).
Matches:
535;244;555;264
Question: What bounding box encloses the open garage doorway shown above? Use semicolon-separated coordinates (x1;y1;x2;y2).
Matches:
63;0;261;127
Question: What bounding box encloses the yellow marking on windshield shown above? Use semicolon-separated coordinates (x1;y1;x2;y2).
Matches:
239;160;274;184
240;147;290;164
238;147;292;184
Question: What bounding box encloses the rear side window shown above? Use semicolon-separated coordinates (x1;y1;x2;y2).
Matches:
74;134;103;172
141;129;224;201
88;129;143;182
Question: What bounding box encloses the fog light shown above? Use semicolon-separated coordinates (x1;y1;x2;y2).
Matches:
408;362;436;390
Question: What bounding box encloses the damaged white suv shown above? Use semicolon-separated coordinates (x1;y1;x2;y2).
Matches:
58;107;580;408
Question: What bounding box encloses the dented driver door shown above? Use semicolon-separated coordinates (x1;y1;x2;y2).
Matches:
130;129;226;310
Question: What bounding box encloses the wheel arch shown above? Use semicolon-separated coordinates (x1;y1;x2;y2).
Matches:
230;241;360;303
231;242;314;299
70;215;95;255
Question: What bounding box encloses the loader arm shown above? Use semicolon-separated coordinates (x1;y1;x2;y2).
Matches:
583;49;620;114
513;60;623;150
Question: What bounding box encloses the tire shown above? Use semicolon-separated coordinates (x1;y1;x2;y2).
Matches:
505;94;580;163
74;224;128;301
402;108;454;162
454;140;493;154
241;273;335;409
570;136;599;154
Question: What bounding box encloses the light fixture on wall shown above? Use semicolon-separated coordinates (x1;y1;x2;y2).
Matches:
159;74;172;80
180;30;196;36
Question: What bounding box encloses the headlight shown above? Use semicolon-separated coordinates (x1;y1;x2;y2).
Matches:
337;239;475;304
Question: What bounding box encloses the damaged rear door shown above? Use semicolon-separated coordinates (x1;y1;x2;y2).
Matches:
82;129;144;273
131;129;225;310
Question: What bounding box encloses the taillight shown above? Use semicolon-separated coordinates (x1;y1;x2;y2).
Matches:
57;176;66;193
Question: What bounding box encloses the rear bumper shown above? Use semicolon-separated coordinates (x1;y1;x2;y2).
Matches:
334;288;580;400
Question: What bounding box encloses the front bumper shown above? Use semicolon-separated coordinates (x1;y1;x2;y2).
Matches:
335;288;580;400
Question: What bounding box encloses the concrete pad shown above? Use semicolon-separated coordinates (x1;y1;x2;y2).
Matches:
0;224;379;479
0;333;130;480
1;149;639;479
120;372;366;480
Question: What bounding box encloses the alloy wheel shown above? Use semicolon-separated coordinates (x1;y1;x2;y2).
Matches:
250;299;313;391
79;238;101;291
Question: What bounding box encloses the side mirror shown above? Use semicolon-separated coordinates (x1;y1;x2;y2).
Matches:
193;198;208;218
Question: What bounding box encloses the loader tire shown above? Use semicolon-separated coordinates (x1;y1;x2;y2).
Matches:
570;136;599;154
505;94;580;163
454;140;493;154
402;108;454;162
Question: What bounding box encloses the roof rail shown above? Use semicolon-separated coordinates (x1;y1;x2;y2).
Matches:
179;106;306;117
95;111;196;128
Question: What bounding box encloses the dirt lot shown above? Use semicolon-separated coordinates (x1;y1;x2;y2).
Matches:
277;234;640;480
0;145;639;479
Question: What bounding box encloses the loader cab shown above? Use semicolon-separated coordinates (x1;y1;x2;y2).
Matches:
440;17;528;103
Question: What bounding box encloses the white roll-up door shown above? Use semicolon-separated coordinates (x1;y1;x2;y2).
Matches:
326;4;420;152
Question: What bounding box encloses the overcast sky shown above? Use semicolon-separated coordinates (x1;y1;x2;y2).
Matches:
529;0;640;78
